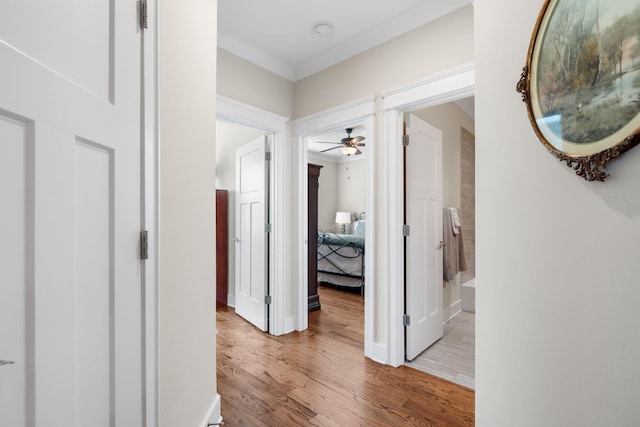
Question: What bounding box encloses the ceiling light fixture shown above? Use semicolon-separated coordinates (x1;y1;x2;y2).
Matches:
313;22;333;38
341;146;357;156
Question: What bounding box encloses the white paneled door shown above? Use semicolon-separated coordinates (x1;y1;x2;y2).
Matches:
0;1;144;426
235;136;269;332
405;114;444;361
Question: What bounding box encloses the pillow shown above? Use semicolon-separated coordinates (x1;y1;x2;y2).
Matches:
354;220;366;236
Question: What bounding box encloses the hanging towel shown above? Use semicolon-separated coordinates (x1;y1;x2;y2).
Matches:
443;207;468;281
450;207;461;235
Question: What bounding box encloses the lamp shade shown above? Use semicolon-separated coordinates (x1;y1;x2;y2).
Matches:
335;211;351;224
341;145;357;156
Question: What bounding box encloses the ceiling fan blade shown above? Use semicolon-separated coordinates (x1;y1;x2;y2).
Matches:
356;143;365;147
355;148;363;155
316;141;342;144
319;146;342;153
351;136;365;143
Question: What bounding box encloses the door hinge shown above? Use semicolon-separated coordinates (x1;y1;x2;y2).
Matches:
139;0;148;30
402;134;410;146
403;224;410;237
265;223;272;233
265;151;272;161
140;230;149;260
403;314;410;326
265;295;272;305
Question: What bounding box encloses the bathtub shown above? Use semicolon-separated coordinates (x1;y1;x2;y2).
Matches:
462;279;475;313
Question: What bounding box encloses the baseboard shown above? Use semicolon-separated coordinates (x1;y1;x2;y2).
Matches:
227;293;235;308
283;315;296;334
201;393;222;427
370;342;388;365
444;299;462;323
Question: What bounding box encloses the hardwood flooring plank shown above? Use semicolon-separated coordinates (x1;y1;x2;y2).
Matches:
217;286;475;426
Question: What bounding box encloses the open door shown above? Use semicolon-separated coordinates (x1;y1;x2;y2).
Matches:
404;114;444;361
0;1;144;425
234;136;269;331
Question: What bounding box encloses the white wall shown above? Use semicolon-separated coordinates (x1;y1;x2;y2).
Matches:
216;121;263;304
294;6;474;119
218;48;295;118
309;156;367;233
336;158;367;229
159;1;218;425
476;1;640;425
413;102;475;314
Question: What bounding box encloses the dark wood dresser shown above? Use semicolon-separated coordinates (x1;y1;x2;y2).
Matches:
308;164;323;312
216;189;228;306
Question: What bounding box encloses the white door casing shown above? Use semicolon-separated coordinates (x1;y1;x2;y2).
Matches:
383;62;474;367
235;136;269;331
0;0;144;425
404;114;444;361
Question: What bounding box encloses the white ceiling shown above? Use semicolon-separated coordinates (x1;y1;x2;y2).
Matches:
218;0;475;162
218;0;471;82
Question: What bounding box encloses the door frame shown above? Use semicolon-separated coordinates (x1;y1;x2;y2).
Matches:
216;95;288;335
144;1;158;424
292;96;376;358
382;62;475;367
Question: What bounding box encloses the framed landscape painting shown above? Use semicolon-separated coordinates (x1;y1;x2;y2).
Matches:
517;0;640;181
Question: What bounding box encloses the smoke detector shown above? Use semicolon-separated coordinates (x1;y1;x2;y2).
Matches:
313;22;333;38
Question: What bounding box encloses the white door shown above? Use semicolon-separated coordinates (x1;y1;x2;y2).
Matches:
0;1;144;426
405;114;444;361
235;136;269;331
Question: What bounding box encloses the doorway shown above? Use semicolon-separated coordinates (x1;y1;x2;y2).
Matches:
292;99;375;357
216;96;288;335
382;62;475;368
306;126;368;336
403;101;476;389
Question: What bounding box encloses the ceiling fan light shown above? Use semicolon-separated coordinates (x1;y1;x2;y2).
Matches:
342;146;357;156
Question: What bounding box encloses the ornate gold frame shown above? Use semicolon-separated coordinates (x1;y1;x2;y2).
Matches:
517;0;640;182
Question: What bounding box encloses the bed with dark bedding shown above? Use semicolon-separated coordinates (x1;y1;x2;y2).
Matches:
316;229;365;295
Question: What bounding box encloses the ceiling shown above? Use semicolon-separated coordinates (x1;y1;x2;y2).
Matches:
218;0;475;162
218;0;471;82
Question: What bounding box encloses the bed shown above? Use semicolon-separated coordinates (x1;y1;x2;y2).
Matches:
316;224;365;295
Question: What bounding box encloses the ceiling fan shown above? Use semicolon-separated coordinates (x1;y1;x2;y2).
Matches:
317;128;366;156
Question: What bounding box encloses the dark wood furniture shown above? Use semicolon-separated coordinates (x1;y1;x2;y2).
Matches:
216;189;229;306
308;163;323;312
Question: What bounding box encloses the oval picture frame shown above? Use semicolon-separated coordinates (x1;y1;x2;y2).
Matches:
517;0;640;181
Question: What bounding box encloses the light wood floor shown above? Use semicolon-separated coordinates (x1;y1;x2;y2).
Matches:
217;286;475;426
405;311;475;389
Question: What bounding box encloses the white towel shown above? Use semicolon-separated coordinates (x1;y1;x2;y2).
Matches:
449;207;461;236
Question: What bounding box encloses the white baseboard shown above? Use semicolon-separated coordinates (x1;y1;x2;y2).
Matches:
201;393;222;426
227;293;235;308
444;299;462;323
283;315;295;334
370;342;388;365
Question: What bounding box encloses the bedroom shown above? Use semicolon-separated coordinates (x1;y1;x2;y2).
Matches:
308;128;367;298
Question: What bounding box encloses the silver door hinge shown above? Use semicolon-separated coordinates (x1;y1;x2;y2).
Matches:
265;152;272;161
139;0;148;29
140;231;149;260
403;314;410;326
403;224;410;237
265;223;272;233
402;134;410;146
265;295;272;305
